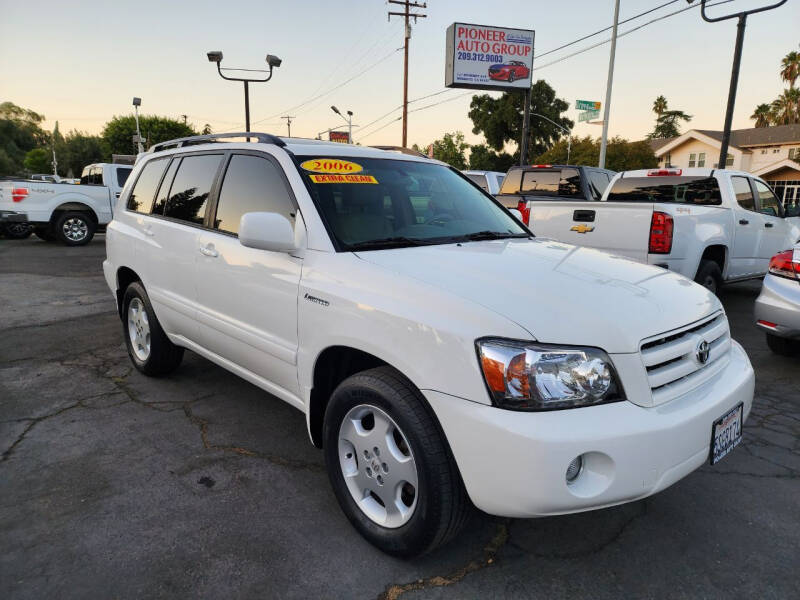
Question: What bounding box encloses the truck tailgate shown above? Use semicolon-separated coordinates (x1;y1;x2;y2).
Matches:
529;201;655;263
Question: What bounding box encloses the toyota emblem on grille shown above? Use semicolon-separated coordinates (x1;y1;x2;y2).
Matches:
696;340;710;364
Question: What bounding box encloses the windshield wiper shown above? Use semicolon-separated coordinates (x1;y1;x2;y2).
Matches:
461;230;531;241
346;237;442;251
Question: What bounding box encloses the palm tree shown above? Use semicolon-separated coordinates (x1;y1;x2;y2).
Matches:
771;88;800;125
750;103;773;127
780;51;800;89
653;95;668;117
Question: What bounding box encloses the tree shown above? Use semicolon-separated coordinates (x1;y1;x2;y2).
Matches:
652;95;668;118
419;131;469;169
771;88;800;125
468;144;516;172
102;115;196;155
780;50;800;89
23;148;52;174
201;123;213;135
60;132;109;177
646;96;691;139
535;136;657;172
0;102;49;176
468;80;573;159
750;103;773;128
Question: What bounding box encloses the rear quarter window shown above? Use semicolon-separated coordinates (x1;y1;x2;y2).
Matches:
606;176;722;205
127;158;168;214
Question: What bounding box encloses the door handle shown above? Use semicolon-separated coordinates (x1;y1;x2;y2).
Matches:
738;219;749;225
764;222;774;228
199;244;218;258
143;226;154;237
573;209;596;222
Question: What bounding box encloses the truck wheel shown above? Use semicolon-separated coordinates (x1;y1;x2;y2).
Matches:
54;211;96;246
1;223;33;239
34;226;56;242
323;366;470;557
694;260;722;294
766;333;800;356
122;282;184;376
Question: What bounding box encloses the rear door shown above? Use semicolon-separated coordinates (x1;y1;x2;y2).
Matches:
753;179;793;266
728;175;764;278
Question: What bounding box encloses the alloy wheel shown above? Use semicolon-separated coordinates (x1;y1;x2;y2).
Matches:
127;297;151;361
62;217;88;242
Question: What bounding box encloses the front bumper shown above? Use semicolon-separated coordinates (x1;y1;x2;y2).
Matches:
0;210;29;223
754;274;800;339
425;339;754;518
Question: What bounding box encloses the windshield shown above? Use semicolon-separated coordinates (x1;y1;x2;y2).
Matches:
297;156;527;250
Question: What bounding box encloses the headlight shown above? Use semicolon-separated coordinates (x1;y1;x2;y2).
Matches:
476;339;625;411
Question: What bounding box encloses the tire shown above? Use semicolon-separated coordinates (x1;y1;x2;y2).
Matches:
766;333;800;356
323;366;470;557
122;282;184;376
508;72;515;83
54;211;96;246
33;226;56;242
1;222;33;239
694;260;722;295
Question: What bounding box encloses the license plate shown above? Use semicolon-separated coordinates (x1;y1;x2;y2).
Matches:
710;403;743;465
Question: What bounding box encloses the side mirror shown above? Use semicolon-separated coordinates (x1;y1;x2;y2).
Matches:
509;208;523;221
239;212;296;253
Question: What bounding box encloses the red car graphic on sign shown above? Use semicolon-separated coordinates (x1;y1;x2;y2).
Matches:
488;61;529;83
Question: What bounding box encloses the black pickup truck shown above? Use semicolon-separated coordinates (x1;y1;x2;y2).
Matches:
495;164;616;224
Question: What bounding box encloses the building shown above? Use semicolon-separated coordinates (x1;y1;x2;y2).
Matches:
649;124;800;208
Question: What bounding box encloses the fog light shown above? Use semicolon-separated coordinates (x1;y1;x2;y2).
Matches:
566;455;583;483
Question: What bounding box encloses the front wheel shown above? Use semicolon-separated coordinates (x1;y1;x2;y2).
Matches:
766;333;800;356
694;260;722;295
122;282;184;376
54;211;96;246
323;366;470;557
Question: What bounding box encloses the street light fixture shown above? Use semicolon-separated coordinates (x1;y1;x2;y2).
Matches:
132;97;144;154
331;105;354;143
207;50;282;132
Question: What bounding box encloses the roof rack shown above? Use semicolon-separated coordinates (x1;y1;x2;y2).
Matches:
369;145;429;158
149;132;285;153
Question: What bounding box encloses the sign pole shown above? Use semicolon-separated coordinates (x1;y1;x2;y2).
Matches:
598;0;620;169
520;86;531;165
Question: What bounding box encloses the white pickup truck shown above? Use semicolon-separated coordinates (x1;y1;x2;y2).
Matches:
0;162;132;245
526;168;800;293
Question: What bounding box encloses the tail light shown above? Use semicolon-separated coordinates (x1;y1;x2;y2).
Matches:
649;211;673;254
12;188;28;202
647;169;682;176
516;199;530;225
768;250;800;281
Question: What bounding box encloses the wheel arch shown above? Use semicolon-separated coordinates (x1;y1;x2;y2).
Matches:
51;202;99;224
115;266;142;319
698;244;728;277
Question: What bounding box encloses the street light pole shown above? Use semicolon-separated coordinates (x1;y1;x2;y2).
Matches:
331;106;355;143
207;51;282;132
696;0;787;169
531;113;572;164
132;97;144;154
598;0;620;169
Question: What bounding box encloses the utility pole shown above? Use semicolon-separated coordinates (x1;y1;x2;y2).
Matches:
598;0;620;169
281;116;295;137
181;114;188;125
388;0;426;148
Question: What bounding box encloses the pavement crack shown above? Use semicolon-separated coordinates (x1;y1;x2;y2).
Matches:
377;520;509;600
1;403;81;463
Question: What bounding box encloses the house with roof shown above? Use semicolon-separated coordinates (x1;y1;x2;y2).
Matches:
649;124;800;208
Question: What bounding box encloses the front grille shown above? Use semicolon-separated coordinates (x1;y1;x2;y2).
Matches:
640;312;731;405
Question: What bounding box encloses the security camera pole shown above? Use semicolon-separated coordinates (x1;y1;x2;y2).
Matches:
206;51;282;132
331;106;354;143
132;97;144;154
694;0;788;169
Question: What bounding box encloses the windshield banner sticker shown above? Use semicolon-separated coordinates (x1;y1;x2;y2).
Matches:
309;174;378;184
301;159;363;174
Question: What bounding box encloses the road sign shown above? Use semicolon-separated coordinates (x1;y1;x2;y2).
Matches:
576;100;601;111
578;109;601;123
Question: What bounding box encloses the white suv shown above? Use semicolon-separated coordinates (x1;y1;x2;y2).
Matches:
104;133;755;556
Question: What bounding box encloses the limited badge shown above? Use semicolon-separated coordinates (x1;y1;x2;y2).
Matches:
300;159;363;174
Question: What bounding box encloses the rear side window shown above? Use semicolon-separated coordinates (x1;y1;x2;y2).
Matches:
606;176;722;205
152;158;181;215
126;158;168;213
163;154;223;225
116;167;132;188
587;171;611;200
754;180;782;217
731;177;755;211
499;169;522;194
213;154;295;235
466;174;489;192
520;168;582;198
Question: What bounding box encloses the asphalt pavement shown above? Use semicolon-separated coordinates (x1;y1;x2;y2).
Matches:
1;236;798;599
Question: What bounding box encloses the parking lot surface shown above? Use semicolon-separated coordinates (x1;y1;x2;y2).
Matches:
1;237;798;599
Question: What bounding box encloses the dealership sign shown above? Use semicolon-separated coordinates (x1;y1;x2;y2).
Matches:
445;23;535;91
328;131;349;144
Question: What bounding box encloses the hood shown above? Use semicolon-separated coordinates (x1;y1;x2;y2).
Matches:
355;238;721;353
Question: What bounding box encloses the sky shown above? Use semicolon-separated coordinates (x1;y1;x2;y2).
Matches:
1;0;798;152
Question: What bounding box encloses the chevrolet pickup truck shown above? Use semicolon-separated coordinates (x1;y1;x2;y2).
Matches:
0;163;132;245
524;168;800;294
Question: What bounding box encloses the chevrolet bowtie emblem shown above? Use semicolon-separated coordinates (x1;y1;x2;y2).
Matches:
570;224;595;234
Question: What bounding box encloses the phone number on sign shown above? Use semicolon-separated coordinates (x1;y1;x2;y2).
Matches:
457;52;503;63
